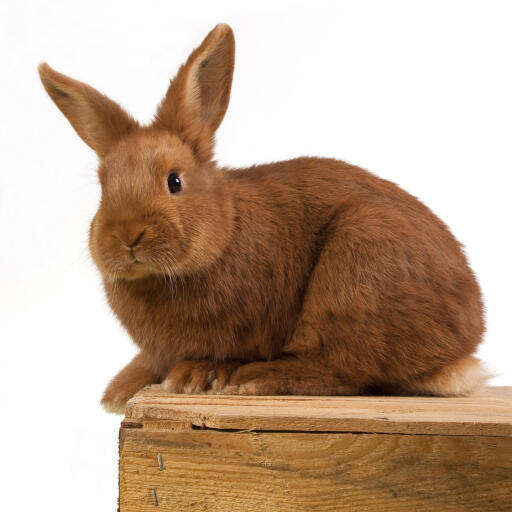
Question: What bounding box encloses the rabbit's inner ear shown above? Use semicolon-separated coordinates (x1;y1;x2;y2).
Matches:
198;56;218;121
191;41;234;129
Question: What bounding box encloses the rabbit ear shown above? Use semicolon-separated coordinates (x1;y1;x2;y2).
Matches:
153;24;235;162
38;63;138;158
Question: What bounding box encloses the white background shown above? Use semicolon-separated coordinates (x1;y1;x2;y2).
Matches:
1;1;511;510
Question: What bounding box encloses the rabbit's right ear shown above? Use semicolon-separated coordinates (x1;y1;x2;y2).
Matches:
153;24;235;162
38;63;138;158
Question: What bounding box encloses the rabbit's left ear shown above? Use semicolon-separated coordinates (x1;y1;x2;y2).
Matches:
153;24;235;162
38;63;139;158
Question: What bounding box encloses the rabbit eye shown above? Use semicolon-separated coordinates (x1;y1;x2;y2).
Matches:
167;172;182;194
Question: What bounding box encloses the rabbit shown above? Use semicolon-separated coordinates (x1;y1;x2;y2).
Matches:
39;24;488;414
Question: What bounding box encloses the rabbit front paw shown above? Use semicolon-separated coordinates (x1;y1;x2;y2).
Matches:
101;382;138;414
162;360;240;394
100;354;160;414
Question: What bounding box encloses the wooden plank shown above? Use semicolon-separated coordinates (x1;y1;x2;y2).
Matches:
125;386;512;436
119;429;512;512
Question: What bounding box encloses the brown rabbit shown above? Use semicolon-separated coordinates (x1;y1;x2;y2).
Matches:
39;24;487;414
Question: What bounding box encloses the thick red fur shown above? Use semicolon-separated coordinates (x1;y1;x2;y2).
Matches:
39;24;486;413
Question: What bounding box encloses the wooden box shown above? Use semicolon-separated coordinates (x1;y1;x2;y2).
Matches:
119;386;512;511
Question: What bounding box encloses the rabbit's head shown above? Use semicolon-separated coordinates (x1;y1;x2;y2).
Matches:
39;24;236;281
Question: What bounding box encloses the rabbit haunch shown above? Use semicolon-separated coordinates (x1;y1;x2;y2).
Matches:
38;24;487;414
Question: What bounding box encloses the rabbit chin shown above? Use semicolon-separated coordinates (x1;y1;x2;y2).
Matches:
108;261;157;282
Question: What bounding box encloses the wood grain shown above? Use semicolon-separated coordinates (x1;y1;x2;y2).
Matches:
124;385;512;436
119;387;512;511
119;429;512;512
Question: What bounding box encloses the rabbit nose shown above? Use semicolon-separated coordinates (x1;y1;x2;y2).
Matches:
127;230;145;249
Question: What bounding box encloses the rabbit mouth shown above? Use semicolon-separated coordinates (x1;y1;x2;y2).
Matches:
130;251;143;264
98;239;183;281
102;250;155;281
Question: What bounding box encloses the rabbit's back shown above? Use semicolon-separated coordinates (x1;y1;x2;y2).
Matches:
223;157;484;387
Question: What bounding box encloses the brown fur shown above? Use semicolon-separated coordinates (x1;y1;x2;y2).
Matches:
38;24;486;413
